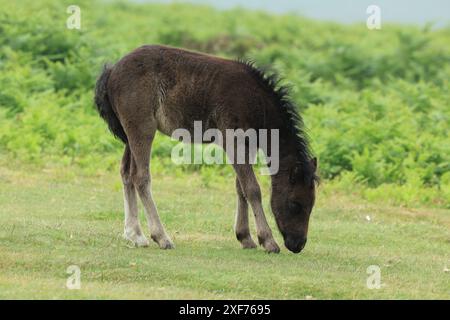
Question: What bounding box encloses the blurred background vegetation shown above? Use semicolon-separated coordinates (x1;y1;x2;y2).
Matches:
0;0;449;208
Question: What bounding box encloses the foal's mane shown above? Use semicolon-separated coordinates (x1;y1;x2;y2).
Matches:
238;60;317;181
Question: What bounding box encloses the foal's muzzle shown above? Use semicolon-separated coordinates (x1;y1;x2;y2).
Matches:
285;237;307;254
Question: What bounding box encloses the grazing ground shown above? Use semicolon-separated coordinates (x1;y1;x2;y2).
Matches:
0;163;448;299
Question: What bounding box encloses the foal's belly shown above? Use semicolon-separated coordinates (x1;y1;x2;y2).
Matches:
155;102;216;140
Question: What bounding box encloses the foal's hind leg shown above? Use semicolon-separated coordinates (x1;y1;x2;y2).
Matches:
121;145;149;247
128;130;174;250
235;177;257;249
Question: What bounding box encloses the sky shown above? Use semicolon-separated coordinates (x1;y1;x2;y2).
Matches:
142;0;450;27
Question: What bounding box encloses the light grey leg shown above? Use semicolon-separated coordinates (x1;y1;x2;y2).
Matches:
235;177;257;249
129;134;174;250
121;145;149;247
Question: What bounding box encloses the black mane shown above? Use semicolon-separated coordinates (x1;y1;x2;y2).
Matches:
238;59;316;179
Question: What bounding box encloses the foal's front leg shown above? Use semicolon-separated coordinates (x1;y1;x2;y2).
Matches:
233;164;280;253
235;177;257;249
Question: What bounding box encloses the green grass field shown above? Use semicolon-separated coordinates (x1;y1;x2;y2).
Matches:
0;0;449;300
0;161;448;299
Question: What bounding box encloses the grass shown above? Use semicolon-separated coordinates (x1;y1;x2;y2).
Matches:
0;160;449;299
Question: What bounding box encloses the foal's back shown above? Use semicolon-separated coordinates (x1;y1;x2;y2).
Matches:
108;45;272;137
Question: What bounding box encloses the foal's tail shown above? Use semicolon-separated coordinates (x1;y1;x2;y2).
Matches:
94;64;128;144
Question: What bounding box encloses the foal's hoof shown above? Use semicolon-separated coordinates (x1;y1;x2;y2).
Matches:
241;237;257;249
159;238;175;250
124;231;150;247
135;235;150;247
262;238;280;254
152;235;175;250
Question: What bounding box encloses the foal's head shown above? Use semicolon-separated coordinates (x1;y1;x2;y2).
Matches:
271;157;318;253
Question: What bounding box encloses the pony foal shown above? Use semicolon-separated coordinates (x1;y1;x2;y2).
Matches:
95;45;318;253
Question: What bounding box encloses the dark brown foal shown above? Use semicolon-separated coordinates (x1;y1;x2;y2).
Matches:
95;45;318;253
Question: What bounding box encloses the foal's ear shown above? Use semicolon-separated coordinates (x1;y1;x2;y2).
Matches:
310;157;317;172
